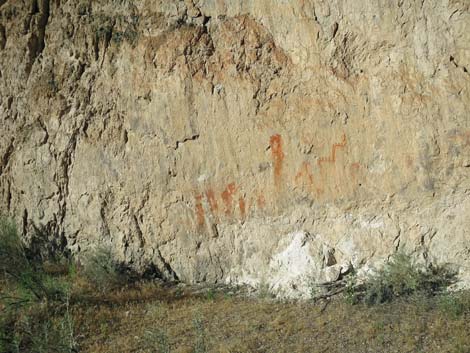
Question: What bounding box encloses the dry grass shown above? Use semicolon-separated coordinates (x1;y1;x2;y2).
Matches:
2;272;470;352
2;270;470;352
63;283;470;353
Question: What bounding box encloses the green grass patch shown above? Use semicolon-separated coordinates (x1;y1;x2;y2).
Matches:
345;252;457;305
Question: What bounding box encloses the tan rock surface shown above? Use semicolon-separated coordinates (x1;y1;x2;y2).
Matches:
0;0;469;296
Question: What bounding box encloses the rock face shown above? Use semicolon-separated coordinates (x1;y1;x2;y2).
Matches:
1;0;469;297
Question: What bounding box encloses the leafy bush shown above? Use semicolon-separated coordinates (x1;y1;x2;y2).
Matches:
346;252;456;305
0;298;77;353
0;218;27;272
0;217;78;352
81;245;130;293
0;217;69;302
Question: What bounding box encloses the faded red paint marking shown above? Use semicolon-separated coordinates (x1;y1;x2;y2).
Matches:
301;132;314;146
195;194;205;227
318;134;347;167
206;189;218;215
350;162;360;172
463;132;470;146
295;161;314;189
405;156;413;168
270;134;285;187
350;162;361;179
221;182;237;216
350;162;360;170
239;197;246;219
190;133;359;228
451;131;470;146
257;194;266;208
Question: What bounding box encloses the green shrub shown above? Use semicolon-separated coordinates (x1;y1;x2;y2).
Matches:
0;301;77;353
81;245;129;293
257;279;275;299
0;217;77;352
205;288;216;301
344;270;360;305
0;217;69;302
347;252;456;305
0;217;30;279
0;283;76;353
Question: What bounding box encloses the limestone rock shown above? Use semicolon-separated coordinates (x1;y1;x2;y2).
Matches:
0;0;469;297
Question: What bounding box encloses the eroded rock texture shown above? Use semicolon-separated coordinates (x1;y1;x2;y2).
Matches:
0;0;469;296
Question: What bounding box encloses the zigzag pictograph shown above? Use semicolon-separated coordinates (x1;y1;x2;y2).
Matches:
317;133;347;167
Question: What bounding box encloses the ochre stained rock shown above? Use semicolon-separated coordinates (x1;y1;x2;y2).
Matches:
0;0;469;296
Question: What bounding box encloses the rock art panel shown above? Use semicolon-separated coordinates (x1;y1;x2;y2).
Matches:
0;0;469;296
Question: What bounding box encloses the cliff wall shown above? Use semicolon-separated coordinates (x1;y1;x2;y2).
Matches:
1;0;469;296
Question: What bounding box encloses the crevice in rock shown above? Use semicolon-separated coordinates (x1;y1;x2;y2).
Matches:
393;229;402;253
56;130;78;228
450;55;469;75
26;0;50;75
136;186;150;214
102;24;114;64
331;22;339;39
93;37;99;62
0;24;6;50
22;208;28;237
99;198;111;238
37;118;49;146
55;113;93;236
133;214;145;247
0;138;15;177
175;134;199;150
123;129;128;144
155;248;179;281
6;179;12;211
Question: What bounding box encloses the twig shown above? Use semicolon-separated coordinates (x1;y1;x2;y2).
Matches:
319;299;330;313
313;287;347;302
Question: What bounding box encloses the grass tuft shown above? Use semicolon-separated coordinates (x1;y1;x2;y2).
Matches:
143;329;170;353
192;316;208;353
346;252;456;305
81;245;130;294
